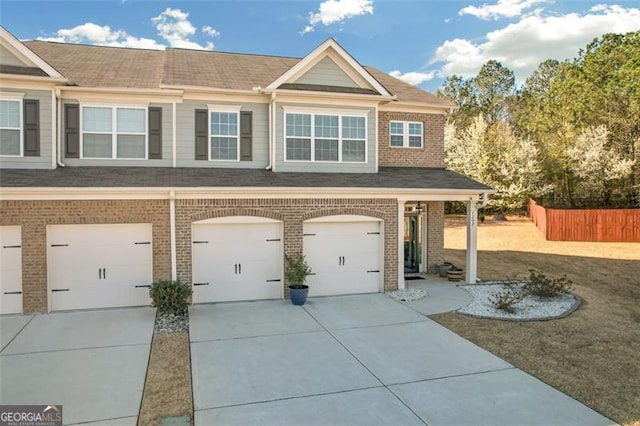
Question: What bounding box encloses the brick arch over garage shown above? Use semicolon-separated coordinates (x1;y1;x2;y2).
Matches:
191;208;285;223
302;207;386;222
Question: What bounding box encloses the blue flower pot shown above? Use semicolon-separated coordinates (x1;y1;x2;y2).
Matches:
289;285;309;306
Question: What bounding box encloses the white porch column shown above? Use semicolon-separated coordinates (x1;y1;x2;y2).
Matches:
397;199;405;290
465;198;478;283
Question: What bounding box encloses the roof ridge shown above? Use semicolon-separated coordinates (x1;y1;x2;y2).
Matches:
23;40;164;53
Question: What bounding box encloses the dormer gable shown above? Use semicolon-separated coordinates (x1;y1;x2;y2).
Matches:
0;26;64;80
266;39;392;98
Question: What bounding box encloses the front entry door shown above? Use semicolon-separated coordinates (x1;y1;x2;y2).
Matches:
404;214;421;273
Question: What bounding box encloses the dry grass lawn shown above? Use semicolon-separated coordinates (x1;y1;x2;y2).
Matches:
138;332;193;425
432;216;640;425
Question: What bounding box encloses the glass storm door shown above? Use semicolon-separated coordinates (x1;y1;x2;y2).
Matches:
404;214;421;273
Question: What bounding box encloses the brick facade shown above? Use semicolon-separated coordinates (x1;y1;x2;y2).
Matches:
0;200;171;313
378;111;445;168
426;201;444;273
175;198;398;296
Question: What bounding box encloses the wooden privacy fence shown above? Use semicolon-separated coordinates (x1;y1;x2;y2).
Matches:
528;199;640;242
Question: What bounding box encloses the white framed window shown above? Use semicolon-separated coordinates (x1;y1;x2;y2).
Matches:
285;112;367;163
81;105;147;159
390;121;423;148
210;110;239;161
0;99;23;157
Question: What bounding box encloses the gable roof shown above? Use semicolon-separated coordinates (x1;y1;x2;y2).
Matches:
20;39;454;107
265;38;391;97
0;26;64;79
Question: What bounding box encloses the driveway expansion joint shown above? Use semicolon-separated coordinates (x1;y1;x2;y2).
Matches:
1;341;151;356
0;314;35;353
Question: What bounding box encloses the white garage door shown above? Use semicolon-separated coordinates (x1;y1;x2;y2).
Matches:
304;216;382;297
0;226;22;315
192;217;283;303
47;224;153;311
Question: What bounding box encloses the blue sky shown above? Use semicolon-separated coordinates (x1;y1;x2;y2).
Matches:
1;0;639;91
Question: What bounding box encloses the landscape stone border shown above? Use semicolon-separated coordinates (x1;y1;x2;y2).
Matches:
456;282;581;322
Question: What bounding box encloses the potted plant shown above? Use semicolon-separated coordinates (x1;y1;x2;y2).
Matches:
285;254;313;306
446;265;464;282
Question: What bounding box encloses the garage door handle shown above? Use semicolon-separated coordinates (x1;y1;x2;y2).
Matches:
239;263;242;274
135;241;151;245
135;285;151;288
99;269;102;279
2;245;21;249
3;291;22;295
367;270;380;273
52;289;69;292
193;283;209;286
266;279;281;282
51;244;69;247
103;268;106;279
266;238;281;242
193;240;209;244
367;232;380;235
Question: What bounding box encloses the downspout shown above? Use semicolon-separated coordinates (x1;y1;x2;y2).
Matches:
55;88;65;167
169;190;177;281
266;91;276;171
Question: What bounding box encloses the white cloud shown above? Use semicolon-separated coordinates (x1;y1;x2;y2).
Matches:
459;0;549;20
37;23;165;49
389;70;435;86
152;8;212;50
202;25;220;37
302;0;373;34
435;4;640;81
39;8;215;50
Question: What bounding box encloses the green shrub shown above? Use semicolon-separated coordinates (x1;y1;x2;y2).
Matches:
149;280;192;313
284;254;312;288
524;270;573;298
489;285;524;314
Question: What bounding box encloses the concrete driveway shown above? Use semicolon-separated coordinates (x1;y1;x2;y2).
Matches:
190;293;613;425
0;307;155;425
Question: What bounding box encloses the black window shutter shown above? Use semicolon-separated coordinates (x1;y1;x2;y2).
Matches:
148;107;162;159
240;111;252;161
195;109;208;160
65;104;80;158
23;99;39;156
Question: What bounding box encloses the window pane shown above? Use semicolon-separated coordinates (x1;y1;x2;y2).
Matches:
211;112;238;136
83;133;112;158
390;122;404;135
342;139;365;162
409;123;422;135
315;139;338;161
286;114;311;137
314;115;338;138
0;100;20;128
117;108;145;132
83;107;112;132
117;135;145;158
211;137;238;160
342;116;365;139
0;129;20;155
286;138;311;160
409;135;422;147
390;135;404;147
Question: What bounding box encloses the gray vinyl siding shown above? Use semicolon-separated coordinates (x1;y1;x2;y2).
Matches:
62;100;173;167
295;57;359;88
275;102;376;173
176;100;269;168
0;88;53;169
0;45;27;67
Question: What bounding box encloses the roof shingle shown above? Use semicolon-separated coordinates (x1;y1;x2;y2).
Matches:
0;167;491;191
22;41;454;107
